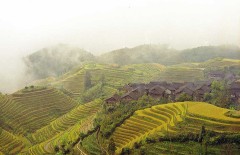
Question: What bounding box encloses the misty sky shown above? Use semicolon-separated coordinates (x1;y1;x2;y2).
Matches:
0;0;240;93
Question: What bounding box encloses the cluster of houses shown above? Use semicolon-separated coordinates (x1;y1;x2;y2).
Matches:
105;80;240;107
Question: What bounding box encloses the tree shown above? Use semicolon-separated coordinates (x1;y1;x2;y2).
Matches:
209;81;230;108
176;93;193;102
121;147;130;155
198;126;206;144
79;132;85;140
84;71;92;91
108;138;116;155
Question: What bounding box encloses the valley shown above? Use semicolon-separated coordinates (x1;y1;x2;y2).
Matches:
0;45;240;155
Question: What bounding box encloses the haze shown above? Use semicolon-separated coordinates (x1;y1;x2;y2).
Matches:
0;0;240;93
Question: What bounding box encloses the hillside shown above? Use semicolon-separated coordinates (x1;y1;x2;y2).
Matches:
0;128;25;154
0;87;78;135
20;100;102;155
23;44;240;85
111;102;240;154
99;44;178;65
31;63;166;99
1;46;240;154
0;90;101;155
24;44;95;79
30;58;240;100
99;44;240;65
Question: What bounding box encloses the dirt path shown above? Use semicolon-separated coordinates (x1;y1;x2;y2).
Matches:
76;140;87;155
96;127;109;155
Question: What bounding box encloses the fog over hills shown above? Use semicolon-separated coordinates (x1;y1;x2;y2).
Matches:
0;0;240;93
0;43;240;93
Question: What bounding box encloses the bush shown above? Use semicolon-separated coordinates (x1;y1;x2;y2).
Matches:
134;142;141;149
54;145;60;152
140;148;146;155
121;147;130;155
176;93;193;102
145;137;156;144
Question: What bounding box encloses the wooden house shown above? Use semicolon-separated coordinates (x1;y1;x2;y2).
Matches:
105;94;120;106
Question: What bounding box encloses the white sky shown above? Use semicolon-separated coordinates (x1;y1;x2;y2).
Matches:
0;0;240;92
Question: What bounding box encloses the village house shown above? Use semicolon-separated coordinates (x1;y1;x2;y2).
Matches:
194;84;211;101
175;85;195;99
105;94;120;106
105;78;240;105
120;91;141;102
121;84;133;92
172;82;185;89
148;85;166;99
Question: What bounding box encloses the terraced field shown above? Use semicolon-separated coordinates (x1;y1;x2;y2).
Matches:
0;128;25;154
158;67;204;82
111;102;240;153
32;63;165;97
0;87;78;134
20;100;102;155
199;58;240;68
29;100;101;144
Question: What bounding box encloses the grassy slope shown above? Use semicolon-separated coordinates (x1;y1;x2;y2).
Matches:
111;102;240;153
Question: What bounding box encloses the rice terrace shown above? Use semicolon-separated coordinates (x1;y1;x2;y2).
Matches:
1;1;240;155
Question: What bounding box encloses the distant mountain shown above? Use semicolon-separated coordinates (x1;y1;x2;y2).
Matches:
99;44;240;65
98;44;179;65
177;45;240;63
24;44;95;79
24;44;240;80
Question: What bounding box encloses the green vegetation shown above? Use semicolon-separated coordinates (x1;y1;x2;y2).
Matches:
129;141;240;155
225;111;240;118
204;81;231;108
81;131;102;155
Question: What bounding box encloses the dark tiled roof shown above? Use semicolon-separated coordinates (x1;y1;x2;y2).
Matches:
105;94;120;102
176;85;194;95
149;85;166;95
121;91;140;100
